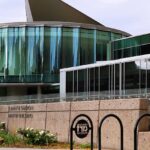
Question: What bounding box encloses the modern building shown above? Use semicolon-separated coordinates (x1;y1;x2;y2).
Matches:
0;0;130;97
0;0;150;100
60;34;150;99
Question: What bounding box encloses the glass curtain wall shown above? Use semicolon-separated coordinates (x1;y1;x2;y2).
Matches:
61;28;80;68
0;29;7;79
7;27;26;82
112;34;150;59
96;31;110;61
26;27;44;82
80;29;96;65
66;58;150;99
43;27;61;83
0;26;123;84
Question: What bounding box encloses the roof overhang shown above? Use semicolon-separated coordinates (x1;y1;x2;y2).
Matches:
25;0;103;26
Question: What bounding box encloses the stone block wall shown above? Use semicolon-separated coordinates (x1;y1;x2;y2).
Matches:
0;98;149;150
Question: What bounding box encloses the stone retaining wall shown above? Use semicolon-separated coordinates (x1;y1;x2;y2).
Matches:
0;98;149;150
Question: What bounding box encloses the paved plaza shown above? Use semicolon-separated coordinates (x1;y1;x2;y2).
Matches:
0;148;113;150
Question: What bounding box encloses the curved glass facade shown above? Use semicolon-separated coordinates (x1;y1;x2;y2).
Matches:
0;26;123;83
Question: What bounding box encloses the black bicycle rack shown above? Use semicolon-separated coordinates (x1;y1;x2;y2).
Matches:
98;114;124;150
134;113;150;150
70;114;93;150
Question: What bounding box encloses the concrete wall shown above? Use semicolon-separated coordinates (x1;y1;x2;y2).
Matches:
0;98;150;150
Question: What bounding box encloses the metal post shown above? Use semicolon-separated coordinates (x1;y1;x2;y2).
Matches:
119;63;122;97
70;128;73;150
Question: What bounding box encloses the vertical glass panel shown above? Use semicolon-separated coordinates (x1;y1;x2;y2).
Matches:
61;28;80;68
100;66;110;98
26;27;44;76
131;46;140;56
84;69;88;94
89;68;95;94
141;44;150;55
26;27;36;75
124;61;140;96
123;48;132;58
122;63;125;97
73;28;80;66
141;34;150;45
80;29;95;65
134;37;141;46
61;28;73;68
114;64;120;96
78;69;85;92
76;69;88;95
147;59;150;95
114;50;122;59
140;60;146;95
74;71;78;95
95;67;99;92
66;71;73;93
96;31;110;61
124;39;131;48
0;28;7;76
111;33;122;41
7;28;26;76
8;28;19;75
43;27;61;83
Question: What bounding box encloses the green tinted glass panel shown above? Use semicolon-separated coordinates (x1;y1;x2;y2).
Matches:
80;29;96;65
141;34;150;45
61;28;73;68
43;27;61;82
26;27;44;75
7;28;26;75
96;31;110;61
0;29;7;76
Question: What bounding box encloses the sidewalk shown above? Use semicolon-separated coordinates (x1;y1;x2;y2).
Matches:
0;149;98;150
0;149;97;150
0;149;51;150
0;149;113;150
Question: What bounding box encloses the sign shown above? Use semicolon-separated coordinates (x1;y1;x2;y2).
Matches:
75;119;89;138
8;105;34;119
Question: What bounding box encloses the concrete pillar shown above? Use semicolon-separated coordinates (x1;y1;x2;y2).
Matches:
37;86;42;102
60;71;66;100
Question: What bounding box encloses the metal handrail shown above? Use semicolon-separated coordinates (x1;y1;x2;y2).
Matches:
0;91;149;105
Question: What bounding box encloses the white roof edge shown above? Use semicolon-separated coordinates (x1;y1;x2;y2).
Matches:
60;54;150;72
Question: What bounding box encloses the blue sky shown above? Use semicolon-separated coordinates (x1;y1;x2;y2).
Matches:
0;0;150;35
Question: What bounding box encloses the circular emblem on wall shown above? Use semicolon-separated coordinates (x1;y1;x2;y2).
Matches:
75;119;90;139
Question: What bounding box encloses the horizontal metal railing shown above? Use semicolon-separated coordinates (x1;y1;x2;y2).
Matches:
0;90;150;105
0;74;59;83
